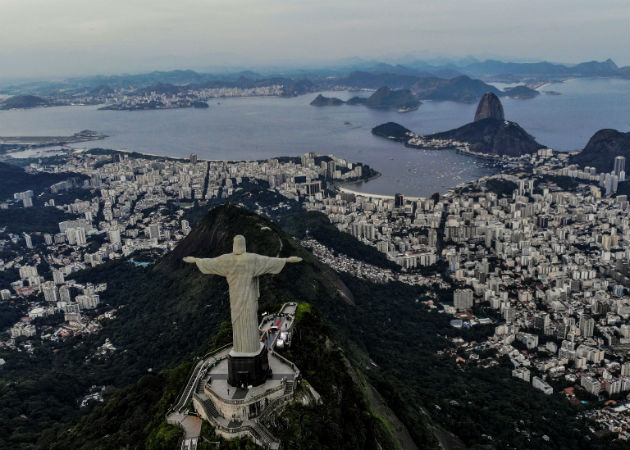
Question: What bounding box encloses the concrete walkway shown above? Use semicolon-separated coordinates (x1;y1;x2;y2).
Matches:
167;412;202;439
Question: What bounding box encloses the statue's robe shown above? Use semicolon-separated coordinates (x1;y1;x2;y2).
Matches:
195;253;286;354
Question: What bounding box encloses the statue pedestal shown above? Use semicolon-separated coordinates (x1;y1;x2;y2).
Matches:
228;344;270;387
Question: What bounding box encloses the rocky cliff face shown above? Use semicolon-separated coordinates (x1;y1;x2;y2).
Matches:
429;118;543;157
474;92;504;121
570;129;630;173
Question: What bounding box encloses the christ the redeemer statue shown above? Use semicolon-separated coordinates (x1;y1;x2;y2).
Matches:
184;235;301;361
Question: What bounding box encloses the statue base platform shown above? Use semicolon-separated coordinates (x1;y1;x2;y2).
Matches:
228;344;270;388
191;344;300;448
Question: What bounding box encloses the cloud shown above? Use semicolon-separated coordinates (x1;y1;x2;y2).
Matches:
0;0;627;78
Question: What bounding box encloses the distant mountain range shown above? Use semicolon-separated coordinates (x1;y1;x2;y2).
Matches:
461;58;628;81
0;57;626;105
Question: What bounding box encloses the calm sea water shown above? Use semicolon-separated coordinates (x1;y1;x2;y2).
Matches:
0;78;627;197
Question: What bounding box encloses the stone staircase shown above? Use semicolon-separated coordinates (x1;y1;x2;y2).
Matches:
201;398;219;419
249;422;280;450
195;378;206;395
283;380;294;395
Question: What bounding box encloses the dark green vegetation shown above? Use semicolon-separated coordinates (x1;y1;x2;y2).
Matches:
278;210;399;270
346;95;368;105
428;118;544;157
363;87;420;111
41;363;192;450
0;303;22;330
535;175;584;192
334;274;609;450
310;94;344;106
616;180;630;196
0;95;50;109
503;85;540;99
1;204;618;449
0;162;85;201
570;129;630;173
371;122;412;143
484;178;518;197
309;88;421;111
0;206;79;234
273;305;399;450
39;186;97;206
19;205;407;450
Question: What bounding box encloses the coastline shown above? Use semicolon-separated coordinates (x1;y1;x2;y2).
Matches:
333;170;382;189
337;171;490;202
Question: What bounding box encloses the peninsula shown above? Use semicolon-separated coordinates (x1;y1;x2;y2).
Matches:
372;92;544;156
0;130;108;153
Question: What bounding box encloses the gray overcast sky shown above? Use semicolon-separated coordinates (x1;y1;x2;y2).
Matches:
0;0;628;78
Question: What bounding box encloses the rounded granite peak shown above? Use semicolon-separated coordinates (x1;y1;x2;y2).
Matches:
474;92;505;122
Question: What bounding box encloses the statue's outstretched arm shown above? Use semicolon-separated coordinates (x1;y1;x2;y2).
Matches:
184;255;230;276
286;256;302;263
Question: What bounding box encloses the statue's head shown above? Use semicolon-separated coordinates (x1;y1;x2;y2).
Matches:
232;235;246;255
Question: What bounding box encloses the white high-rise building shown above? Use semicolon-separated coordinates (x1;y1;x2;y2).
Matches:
614;156;626;177
454;289;474;311
23;233;33;249
579;314;595;338
19;265;38;280
59;285;72;302
108;228;122;246
52;270;65;285
66;227;87;246
149;223;160;241
181;220;191;235
77;294;100;309
41;281;60;302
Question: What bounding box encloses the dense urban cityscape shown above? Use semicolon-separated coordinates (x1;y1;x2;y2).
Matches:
0;2;628;448
1;138;628;440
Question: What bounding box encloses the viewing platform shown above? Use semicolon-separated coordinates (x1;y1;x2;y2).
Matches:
167;303;304;450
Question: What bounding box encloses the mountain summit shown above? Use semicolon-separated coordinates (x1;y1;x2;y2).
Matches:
570;129;630;173
474;92;505;121
427;91;543;156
